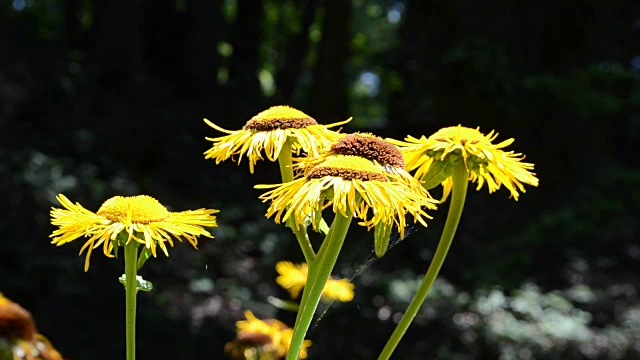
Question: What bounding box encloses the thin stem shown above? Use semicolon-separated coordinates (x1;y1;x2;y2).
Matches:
277;140;316;263
377;161;468;360
124;240;140;360
286;211;353;360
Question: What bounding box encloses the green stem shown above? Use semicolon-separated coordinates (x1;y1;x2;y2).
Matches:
124;241;140;360
377;161;469;360
286;212;353;360
277;140;316;263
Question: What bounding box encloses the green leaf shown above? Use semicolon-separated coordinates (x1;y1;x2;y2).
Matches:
119;274;154;292
318;218;330;235
137;247;153;270
114;240;119;259
267;296;300;312
114;231;130;259
421;159;455;190
374;221;393;258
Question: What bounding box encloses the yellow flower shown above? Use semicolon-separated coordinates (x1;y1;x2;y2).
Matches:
50;194;218;271
225;310;312;359
0;293;64;360
275;261;355;303
390;125;539;201
204;105;350;173
258;155;433;239
322;278;355;302
296;132;430;197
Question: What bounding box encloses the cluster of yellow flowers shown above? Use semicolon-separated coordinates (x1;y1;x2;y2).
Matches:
46;105;538;272
206;106;537;235
203;105;537;359
45;104;538;360
223;258;355;360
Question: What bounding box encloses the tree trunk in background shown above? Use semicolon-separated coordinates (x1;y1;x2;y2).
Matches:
273;0;319;105
308;0;352;123
182;0;224;94
227;0;263;123
92;0;145;92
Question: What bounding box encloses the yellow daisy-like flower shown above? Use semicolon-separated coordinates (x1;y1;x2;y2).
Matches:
0;293;64;360
204;105;350;173
275;261;355;303
296;132;431;197
258;155;433;238
225;310;312;360
390;125;539;201
50;194;218;271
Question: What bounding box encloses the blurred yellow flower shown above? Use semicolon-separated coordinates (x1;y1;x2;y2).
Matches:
225;310;312;360
204;105;350;173
390;125;539;201
258;155;434;239
0;293;63;360
50;194;218;271
275;261;355;303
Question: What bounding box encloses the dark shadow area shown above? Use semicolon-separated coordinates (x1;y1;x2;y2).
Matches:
1;0;639;358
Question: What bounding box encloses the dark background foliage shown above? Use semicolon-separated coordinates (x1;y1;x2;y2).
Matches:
1;0;639;359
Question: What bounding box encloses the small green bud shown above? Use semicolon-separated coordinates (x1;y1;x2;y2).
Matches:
374;221;393;258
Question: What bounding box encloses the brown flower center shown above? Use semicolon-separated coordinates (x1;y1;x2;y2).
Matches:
0;296;36;340
306;155;389;182
307;167;388;182
245;117;317;131
331;133;405;169
236;331;274;346
243;105;318;130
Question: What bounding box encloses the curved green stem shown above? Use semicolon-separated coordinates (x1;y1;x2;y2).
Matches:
286;212;353;360
377;161;468;360
277;140;316;263
276;139;295;183
124;241;140;360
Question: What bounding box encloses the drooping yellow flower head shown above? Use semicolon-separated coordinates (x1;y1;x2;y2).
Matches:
297;132;429;197
258;155;435;238
390;125;539;201
275;261;355;303
50;194;218;271
204;105;350;173
0;293;63;360
224;310;312;359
